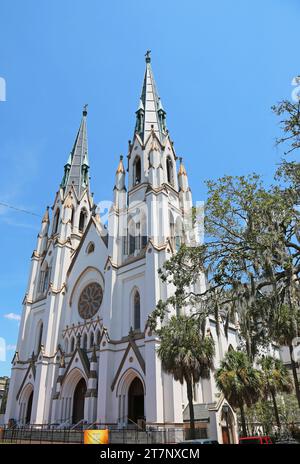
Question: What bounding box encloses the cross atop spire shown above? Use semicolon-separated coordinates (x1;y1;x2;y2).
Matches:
134;51;167;142
83;104;88;116
61;108;90;197
145;50;151;63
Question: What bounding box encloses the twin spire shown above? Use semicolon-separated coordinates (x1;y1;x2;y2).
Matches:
60;53;169;197
135;50;167;142
61;105;90;197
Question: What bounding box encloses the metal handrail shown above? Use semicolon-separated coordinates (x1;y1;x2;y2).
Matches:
70;419;84;430
119;416;148;433
86;420;99;430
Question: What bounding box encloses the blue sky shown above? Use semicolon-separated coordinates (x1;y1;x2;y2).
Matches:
0;0;299;376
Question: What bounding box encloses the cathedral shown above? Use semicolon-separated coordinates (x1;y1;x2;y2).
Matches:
5;53;238;443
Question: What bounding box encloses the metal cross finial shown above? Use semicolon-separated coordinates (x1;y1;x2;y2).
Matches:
83;104;88;115
145;50;151;63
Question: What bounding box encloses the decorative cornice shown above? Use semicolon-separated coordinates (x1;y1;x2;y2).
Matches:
49;282;67;295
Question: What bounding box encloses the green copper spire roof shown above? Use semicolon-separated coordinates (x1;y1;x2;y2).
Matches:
135;51;167;142
61;106;90;196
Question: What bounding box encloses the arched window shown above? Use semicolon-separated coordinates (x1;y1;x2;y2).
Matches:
82;333;88;350
133;290;141;331
86;242;95;254
128;216;136;256
43;265;50;293
71;207;75;227
38;262;50;294
175;217;184;250
166;157;174;186
127;210;147;256
52;208;60;234
133;156;141;185
70;336;75;353
96;330;101;346
65;338;69;353
169;211;175;249
140;212;148;249
35;321;43;354
90;332;94;348
79;209;87;232
136;222;141;251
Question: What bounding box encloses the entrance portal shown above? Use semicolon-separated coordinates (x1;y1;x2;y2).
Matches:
72;378;87;424
25;390;33;424
128;377;144;425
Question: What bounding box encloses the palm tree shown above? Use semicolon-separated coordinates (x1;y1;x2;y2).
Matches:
215;350;261;437
157;315;215;438
258;356;293;429
270;304;300;408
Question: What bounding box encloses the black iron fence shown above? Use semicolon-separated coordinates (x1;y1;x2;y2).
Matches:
0;425;84;444
0;424;203;444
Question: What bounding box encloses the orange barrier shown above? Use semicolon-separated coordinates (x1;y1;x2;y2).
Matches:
83;429;109;445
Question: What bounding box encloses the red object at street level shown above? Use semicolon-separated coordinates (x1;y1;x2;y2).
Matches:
239;436;273;444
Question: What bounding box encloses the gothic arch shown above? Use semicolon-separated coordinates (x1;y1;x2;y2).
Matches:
89;331;94;348
130;287;141;331
133;156;141;185
169;210;175;248
52;208;60;234
115;368;145;398
115;369;145;425
127;214;136;255
19;383;34;424
70;336;75;353
60;367;88;399
166;156;174;186
79;208;88;232
220;403;236;444
82;331;88;350
127;209;147;255
95;329;101;346
69;267;105;306
65;337;69;353
59;367;88;424
175;216;184;250
34;319;44;354
38;260;50;295
71;206;75;226
86;241;95;254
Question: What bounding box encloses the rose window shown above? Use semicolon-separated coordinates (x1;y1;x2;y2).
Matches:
78;282;103;319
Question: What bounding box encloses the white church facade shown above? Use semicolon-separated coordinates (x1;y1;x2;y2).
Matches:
5;53;238;443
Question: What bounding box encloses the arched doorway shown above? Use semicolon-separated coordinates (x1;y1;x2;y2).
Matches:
221;404;236;444
128;377;144;425
72;378;87;424
25;390;33;424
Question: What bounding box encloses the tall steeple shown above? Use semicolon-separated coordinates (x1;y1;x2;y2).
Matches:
134;50;167;142
61;105;90;198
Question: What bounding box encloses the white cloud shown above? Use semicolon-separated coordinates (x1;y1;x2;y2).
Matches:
4;312;21;321
6;344;16;351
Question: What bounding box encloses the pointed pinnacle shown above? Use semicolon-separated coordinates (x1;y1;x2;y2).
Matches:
178;157;187;176
116;155;125;174
42;206;50;223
